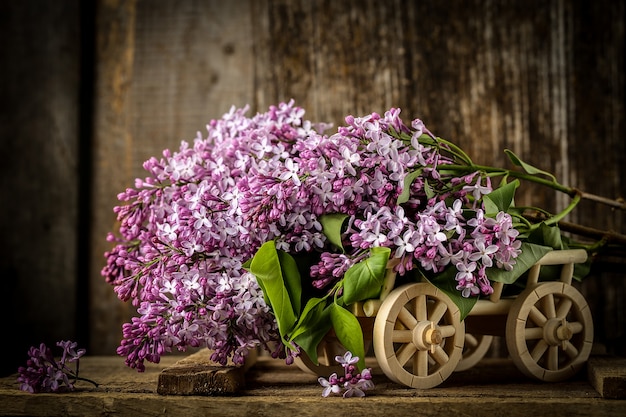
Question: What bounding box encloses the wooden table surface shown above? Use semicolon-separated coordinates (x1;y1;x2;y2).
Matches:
1;354;624;417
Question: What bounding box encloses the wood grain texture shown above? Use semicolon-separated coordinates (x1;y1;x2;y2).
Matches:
91;0;139;355
156;349;255;395
588;356;626;399
1;355;625;416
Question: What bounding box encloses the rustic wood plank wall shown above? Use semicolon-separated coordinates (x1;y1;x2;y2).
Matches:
0;0;82;375
2;0;623;376
91;0;625;356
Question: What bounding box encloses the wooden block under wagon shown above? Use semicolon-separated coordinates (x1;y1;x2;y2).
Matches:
157;349;257;396
587;356;626;399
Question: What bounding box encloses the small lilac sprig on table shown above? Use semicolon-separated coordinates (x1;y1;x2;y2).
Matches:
318;351;374;398
17;340;98;393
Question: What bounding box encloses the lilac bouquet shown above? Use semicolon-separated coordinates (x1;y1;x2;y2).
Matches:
103;100;585;372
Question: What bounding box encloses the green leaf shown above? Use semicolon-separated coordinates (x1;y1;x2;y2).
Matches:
319;213;348;252
427;267;477;321
504;149;557;183
424;179;435;199
528;222;563;250
249;241;297;339
483;180;519;215
277;250;302;315
487;242;553;284
330;303;366;370
573;260;591;282
291;300;333;365
342;247;391;304
398;169;423;205
241;258;251;269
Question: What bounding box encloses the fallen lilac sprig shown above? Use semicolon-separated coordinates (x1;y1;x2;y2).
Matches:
318;351;374;398
17;340;99;393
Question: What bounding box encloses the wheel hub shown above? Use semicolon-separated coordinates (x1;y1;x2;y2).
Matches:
413;321;441;353
544;318;573;348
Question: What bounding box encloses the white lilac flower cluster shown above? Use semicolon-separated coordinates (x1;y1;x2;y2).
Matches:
318;351;374;398
102;100;521;371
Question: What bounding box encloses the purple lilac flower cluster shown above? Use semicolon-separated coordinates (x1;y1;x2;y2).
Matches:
17;341;97;393
102;100;521;371
318;351;374;398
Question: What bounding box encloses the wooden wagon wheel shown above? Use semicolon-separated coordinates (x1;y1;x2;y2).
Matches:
373;283;465;389
505;282;593;382
455;334;494;372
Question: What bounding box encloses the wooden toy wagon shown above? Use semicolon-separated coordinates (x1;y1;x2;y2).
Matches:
293;249;593;389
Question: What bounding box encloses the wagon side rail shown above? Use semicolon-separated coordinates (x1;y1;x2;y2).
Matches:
470;248;588;316
355;249;588;318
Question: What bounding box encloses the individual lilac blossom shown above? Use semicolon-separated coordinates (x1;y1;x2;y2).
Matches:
455;261;479;298
343;377;375;398
17;341;98;393
335;351;359;367
318;372;342;397
469;239;499;268
463;175;492;203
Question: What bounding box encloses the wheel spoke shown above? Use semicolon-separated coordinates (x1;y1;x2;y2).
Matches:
392;329;413;343
531;339;549;361
398;306;418;329
465;334;478;348
524;327;544;340
568;321;584;334
439;325;456;338
431;345;450;365
547;345;559;370
542;294;557;319
396;343;417;367
556;298;573;319
563;341;579;359
416;349;429;376
529;306;548;327
429;300;448;324
415;294;427;321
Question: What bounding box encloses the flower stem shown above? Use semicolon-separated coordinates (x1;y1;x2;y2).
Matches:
74;375;100;388
441;163;576;196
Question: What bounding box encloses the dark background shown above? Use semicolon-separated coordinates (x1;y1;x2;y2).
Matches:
1;0;624;376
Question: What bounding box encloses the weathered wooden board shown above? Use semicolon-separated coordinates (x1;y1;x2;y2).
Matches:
588;356;626;399
1;355;624;417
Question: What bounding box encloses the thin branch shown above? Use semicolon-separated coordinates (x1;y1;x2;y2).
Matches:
578;190;626;211
523;213;626;246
